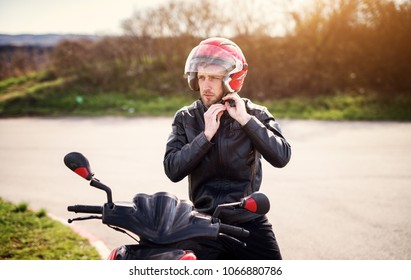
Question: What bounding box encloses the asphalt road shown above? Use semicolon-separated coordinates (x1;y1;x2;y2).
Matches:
1;117;410;259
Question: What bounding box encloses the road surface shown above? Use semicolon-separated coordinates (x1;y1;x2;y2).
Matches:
1;117;410;259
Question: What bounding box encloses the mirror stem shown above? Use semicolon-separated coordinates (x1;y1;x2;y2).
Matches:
212;202;241;219
90;179;113;204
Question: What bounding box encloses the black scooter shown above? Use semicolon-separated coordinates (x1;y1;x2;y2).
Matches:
64;152;270;260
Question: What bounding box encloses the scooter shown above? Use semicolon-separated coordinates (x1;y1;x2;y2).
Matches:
64;152;270;260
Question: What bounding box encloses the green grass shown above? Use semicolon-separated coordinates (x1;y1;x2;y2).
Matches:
0;73;193;117
263;93;411;121
0;73;410;121
0;197;101;260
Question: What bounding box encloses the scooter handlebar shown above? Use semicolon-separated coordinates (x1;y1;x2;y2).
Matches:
67;205;103;214
219;223;250;238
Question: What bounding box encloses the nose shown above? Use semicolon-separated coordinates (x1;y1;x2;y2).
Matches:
201;77;214;90
203;79;212;88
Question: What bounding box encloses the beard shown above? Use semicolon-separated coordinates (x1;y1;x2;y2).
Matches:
200;90;223;107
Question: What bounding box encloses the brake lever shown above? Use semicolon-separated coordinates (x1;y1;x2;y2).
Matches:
68;215;102;223
219;233;247;248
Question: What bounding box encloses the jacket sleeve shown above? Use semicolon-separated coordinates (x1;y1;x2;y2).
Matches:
163;112;213;182
242;107;291;168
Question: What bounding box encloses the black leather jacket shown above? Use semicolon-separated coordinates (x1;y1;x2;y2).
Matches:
163;99;291;224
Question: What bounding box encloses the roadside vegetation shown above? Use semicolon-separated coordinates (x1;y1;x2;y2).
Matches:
0;71;409;120
0;197;100;260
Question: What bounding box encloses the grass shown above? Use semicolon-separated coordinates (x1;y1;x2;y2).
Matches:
263;93;411;121
1;72;410;121
0;72;411;121
0;197;101;260
0;73;193;117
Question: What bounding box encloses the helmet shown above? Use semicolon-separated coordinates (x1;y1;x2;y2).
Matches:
184;37;248;93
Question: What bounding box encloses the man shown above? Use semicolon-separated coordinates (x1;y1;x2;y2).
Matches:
163;37;291;259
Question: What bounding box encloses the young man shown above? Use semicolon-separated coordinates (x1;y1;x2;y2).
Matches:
163;37;291;259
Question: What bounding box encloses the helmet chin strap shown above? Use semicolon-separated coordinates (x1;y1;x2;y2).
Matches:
223;75;234;93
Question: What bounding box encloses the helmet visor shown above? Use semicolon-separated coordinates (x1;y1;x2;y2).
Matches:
184;44;242;75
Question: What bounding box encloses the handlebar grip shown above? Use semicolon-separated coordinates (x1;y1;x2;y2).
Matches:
219;224;250;238
67;205;103;214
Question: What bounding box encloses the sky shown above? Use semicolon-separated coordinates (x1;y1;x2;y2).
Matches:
0;0;313;35
0;0;170;35
1;0;407;36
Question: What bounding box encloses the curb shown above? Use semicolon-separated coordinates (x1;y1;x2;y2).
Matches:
48;213;111;259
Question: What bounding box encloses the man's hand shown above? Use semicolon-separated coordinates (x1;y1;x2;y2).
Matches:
204;104;226;141
222;93;251;126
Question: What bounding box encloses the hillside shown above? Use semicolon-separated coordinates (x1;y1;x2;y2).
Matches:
0;33;100;47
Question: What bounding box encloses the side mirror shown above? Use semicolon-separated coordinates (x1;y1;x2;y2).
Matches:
212;192;270;218
240;192;270;215
64;152;94;181
64;151;113;204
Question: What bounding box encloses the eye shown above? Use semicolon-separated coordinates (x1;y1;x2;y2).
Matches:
210;75;223;81
198;75;206;81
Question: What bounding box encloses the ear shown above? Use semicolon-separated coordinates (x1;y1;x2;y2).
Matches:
187;72;199;91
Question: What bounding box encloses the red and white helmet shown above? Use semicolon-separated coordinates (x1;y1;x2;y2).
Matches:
184;37;248;93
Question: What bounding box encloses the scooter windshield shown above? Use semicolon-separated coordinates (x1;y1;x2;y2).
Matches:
102;192;219;244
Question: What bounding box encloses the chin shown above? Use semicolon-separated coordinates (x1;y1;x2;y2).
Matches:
200;99;213;107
